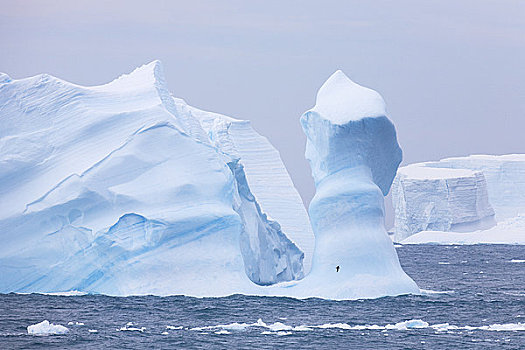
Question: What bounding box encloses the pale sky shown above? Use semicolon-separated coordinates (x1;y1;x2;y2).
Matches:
1;0;524;225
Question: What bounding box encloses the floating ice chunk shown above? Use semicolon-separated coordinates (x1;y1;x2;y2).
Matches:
214;330;231;335
510;259;525;263
88;329;98;333
27;320;69;335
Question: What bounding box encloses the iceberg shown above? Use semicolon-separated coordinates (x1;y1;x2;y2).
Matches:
0;61;306;295
393;155;525;244
290;71;419;299
0;62;418;299
27;320;69;335
392;165;495;242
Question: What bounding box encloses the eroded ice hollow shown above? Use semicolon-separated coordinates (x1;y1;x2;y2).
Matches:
289;71;419;299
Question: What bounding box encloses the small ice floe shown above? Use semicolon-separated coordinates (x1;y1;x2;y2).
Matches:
510;259;525;263
214;330;231;335
118;322;145;332
67;321;85;326
27;320;69;335
161;331;169;335
438;262;450;265
88;329;98;333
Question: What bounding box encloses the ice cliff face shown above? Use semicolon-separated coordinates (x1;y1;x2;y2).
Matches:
181;102;315;274
393;155;525;243
0;61;306;295
295;71;419;299
392;165;496;242
423;155;525;222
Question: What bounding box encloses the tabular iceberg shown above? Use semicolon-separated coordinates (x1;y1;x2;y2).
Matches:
393;155;525;244
0;61;307;295
290;71;419;299
392;165;495;242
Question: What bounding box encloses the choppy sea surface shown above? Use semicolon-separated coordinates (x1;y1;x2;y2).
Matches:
1;245;524;349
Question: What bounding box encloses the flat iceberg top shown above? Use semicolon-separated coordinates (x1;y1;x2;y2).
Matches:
310;70;386;124
440;154;525;162
399;164;476;180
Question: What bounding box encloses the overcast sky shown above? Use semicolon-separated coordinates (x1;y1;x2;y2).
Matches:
1;1;524;225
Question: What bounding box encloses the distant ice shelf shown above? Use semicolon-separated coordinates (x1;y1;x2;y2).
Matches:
393;155;525;245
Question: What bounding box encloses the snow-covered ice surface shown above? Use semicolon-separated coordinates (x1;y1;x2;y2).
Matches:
0;61;306;296
393;155;525;244
27;320;69;335
401;216;525;245
292;70;419;299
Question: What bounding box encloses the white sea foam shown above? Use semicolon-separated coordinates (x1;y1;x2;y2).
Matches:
420;289;455;295
118;322;145;332
166;325;183;330
27;320;69;335
386;319;429;330
185;318;525;335
16;291;87;296
41;291;87;296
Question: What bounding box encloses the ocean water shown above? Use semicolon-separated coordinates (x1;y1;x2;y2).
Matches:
1;245;524;349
